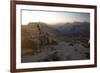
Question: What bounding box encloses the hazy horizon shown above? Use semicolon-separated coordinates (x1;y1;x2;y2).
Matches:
22;10;90;25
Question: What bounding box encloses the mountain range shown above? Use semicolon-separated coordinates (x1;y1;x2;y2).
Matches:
50;22;90;37
21;22;90;56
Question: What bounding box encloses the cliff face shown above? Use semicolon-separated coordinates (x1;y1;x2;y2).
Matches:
21;22;60;56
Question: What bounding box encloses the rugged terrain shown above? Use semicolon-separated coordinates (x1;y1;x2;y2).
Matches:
21;22;90;63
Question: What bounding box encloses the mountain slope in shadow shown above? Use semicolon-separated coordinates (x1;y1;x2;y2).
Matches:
51;22;90;37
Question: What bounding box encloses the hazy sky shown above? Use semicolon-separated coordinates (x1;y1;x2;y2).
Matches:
22;10;90;25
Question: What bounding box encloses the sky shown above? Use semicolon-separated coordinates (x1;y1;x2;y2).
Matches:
22;10;90;25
